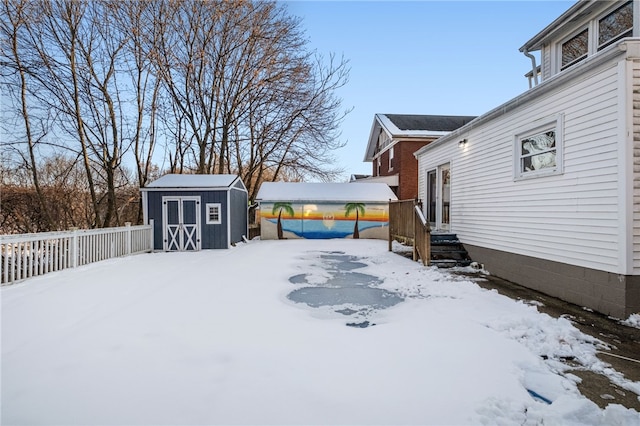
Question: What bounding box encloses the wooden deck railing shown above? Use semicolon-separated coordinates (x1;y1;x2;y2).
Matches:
388;199;431;265
413;205;431;265
1;221;154;285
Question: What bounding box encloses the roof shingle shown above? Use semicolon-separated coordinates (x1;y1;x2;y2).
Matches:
384;114;477;132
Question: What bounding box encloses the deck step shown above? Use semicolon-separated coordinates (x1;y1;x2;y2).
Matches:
430;233;472;267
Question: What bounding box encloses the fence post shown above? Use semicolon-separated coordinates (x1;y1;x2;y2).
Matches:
70;227;79;269
388;199;393;251
411;199;422;262
149;219;154;252
425;224;431;266
125;222;132;256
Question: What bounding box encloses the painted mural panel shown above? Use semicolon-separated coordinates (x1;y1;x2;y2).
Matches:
260;202;389;240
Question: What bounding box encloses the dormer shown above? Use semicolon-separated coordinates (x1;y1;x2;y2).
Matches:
520;0;637;86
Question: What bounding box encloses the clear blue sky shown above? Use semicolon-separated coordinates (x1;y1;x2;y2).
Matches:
282;0;575;180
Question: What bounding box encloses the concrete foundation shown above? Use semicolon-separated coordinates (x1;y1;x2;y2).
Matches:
464;244;640;319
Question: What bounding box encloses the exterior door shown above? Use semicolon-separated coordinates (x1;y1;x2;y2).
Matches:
440;164;451;231
162;196;201;251
425;164;450;231
426;170;437;227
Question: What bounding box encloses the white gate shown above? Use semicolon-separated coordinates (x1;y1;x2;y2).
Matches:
162;196;201;251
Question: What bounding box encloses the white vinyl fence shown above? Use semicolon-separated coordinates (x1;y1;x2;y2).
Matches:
1;221;154;285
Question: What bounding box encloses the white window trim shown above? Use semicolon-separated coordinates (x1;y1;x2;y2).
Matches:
388;146;394;171
558;26;590;71
205;203;222;224
597;1;634;51
513;114;564;181
553;1;634;74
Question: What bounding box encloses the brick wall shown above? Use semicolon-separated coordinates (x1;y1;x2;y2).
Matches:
397;140;431;199
370;139;434;200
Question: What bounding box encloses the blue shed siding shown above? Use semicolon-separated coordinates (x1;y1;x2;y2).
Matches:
147;190;230;249
199;191;229;249
229;187;248;243
232;179;245;191
147;191;165;250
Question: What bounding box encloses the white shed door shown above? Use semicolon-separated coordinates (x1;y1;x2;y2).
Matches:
162;196;201;251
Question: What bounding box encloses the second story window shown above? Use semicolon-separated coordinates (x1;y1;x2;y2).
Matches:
598;1;633;51
561;28;588;70
557;1;634;73
388;146;394;170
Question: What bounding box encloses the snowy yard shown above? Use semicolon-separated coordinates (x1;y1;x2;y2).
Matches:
2;239;639;425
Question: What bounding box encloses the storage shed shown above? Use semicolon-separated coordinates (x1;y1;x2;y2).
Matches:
140;174;248;251
256;182;397;240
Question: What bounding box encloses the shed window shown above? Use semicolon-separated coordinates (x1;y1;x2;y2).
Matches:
598;1;633;50
206;203;222;224
514;115;564;180
561;28;588;70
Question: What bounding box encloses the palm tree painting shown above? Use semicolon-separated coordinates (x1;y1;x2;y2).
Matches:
272;202;295;239
344;202;366;239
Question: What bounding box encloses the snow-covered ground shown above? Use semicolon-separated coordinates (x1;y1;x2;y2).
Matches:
2;239;639;425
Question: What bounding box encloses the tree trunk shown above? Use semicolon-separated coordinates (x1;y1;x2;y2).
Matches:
277;210;283;240
353;210;360;239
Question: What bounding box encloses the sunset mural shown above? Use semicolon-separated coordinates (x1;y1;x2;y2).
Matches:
260;202;389;240
255;181;397;240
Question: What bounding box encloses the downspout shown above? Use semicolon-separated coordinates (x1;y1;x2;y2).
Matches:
523;48;539;88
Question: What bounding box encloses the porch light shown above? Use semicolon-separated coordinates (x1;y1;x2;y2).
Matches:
458;139;467;148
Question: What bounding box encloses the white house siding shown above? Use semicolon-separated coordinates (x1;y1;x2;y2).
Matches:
418;58;626;274
541;45;551;81
633;58;640;273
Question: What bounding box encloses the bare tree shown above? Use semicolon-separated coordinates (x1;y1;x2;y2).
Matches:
1;0;351;233
114;0;162;222
151;0;350;199
19;0;141;227
19;0;103;227
239;51;350;201
1;0;55;229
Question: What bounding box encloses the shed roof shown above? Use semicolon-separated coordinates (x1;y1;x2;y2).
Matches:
256;182;397;203
141;174;240;190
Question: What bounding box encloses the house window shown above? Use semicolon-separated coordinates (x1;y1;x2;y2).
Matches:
561;28;588;70
557;2;634;73
388;146;394;170
598;1;633;51
514;115;564;180
377;157;381;176
206;203;222;224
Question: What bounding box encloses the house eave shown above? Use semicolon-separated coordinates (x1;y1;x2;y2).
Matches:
519;0;595;52
363;115;385;162
350;174;399;187
415;39;635;158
